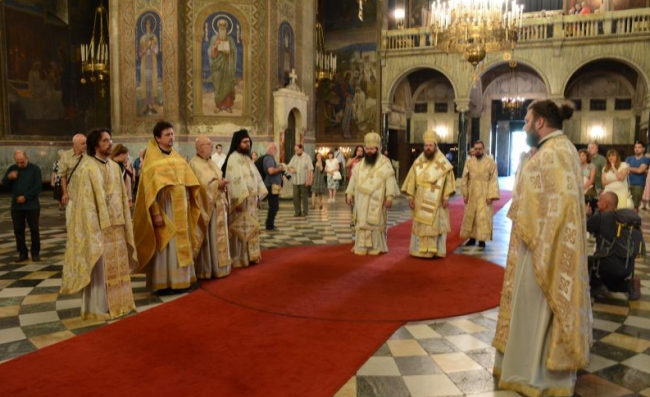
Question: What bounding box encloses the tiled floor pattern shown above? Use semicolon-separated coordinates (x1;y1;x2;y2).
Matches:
334;200;650;397
0;191;412;364
1;186;650;397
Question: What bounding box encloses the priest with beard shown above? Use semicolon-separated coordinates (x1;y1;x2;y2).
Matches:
401;130;456;258
493;100;590;397
222;129;267;267
189;136;232;278
460;140;500;251
345;132;399;255
61;128;136;320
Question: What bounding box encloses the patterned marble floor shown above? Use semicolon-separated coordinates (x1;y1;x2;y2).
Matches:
1;184;650;397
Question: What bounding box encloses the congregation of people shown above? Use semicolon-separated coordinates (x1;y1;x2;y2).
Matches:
2;99;649;397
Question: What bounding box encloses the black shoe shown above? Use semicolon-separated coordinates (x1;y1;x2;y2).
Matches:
463;239;476;247
590;285;609;298
478;241;486;249
294;213;301;217
16;255;28;263
265;227;278;232
32;255;40;262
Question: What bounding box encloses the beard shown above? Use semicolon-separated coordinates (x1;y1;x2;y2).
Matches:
237;146;250;156
218;28;227;41
475;153;484;159
424;149;435;160
525;128;540;147
364;151;378;166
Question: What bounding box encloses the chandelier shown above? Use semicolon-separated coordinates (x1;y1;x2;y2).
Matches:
501;60;524;114
315;22;336;87
80;2;109;92
430;0;523;66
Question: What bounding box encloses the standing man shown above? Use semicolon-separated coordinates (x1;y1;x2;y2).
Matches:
263;142;284;231
133;121;203;294
460;140;500;250
189;136;232;279
222;129;268;267
287;144;313;217
401;131;456;258
211;143;227;169
61;128;136;320
209;19;237;114
59;133;87;210
625;141;650;212
2;150;42;262
493;101;591;396
346;132;399;255
588;141;606;195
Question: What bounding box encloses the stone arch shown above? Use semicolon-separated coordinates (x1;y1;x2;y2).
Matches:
386;66;458;110
561;56;650;99
565;71;636;99
477;59;552;100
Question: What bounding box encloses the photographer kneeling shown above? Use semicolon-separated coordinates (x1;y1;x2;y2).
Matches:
587;191;642;300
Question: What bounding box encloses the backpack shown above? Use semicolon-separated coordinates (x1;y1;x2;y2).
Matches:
595;209;646;265
255;154;268;179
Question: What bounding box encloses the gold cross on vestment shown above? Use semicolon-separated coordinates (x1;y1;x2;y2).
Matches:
430;184;441;193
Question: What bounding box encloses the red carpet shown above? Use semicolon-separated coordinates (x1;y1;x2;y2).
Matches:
0;191;511;397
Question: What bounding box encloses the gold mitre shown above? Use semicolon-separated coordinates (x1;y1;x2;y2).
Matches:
423;130;440;144
364;132;382;148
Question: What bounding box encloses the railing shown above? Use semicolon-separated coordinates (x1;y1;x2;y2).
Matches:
382;8;650;50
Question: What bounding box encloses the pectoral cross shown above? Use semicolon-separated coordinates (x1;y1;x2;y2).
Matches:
430;183;441;193
289;69;298;86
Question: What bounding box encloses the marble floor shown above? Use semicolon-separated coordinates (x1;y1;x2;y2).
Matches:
1;183;650;397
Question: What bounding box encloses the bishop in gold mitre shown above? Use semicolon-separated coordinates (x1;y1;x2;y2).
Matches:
345;132;399;255
401;130;456;258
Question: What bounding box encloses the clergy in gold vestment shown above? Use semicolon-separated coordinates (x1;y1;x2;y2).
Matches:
61;128;135;320
460;140;500;249
493;101;591;397
222;129;268;267
345;132;399;255
401;130;455;258
133;121;204;292
189;136;232;278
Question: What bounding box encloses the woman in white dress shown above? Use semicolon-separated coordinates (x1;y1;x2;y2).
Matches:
602;149;630;209
325;151;340;203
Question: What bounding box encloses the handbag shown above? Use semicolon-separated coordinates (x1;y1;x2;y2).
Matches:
332;171;342;181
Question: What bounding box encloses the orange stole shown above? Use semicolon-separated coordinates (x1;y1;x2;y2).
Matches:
133;139;203;271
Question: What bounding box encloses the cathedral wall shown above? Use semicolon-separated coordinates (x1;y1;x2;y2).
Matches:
315;0;380;150
0;0;316;175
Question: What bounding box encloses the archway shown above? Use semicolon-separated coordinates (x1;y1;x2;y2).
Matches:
387;68;457;182
477;61;549;176
282;109;298;163
562;59;647;154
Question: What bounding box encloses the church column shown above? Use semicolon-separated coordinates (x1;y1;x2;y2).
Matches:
381;103;390;149
643;95;650;143
405;110;413;147
455;100;470;178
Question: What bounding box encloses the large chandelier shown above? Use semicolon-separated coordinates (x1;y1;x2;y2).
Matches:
80;2;109;93
315;22;336;87
430;0;523;67
501;60;524;114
